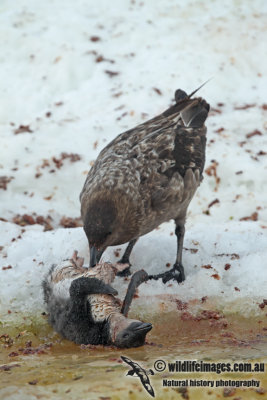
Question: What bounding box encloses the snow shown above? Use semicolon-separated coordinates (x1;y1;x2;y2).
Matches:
0;0;267;322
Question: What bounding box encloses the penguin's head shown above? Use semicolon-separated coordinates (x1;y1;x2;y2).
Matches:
108;314;152;348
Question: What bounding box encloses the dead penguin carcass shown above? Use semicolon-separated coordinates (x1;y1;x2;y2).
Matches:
42;252;151;348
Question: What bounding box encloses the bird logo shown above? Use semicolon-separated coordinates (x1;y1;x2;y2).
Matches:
121;355;155;397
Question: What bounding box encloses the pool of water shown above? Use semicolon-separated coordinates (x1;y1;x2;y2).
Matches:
1;299;266;399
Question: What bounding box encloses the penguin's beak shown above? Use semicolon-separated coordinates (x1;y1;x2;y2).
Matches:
89;245;104;267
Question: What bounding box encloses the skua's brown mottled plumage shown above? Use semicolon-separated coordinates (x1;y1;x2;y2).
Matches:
80;87;210;283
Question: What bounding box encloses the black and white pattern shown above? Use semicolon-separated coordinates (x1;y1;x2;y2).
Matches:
42;254;152;347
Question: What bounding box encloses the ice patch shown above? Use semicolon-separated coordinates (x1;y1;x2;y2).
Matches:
0;0;267;323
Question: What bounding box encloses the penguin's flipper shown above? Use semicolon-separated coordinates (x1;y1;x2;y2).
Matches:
70;276;118;300
121;270;148;316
